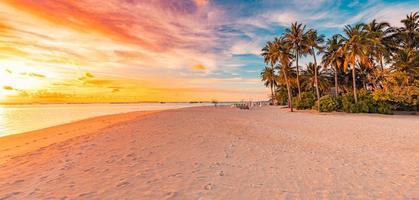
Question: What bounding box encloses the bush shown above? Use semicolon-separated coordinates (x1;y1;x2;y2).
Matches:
293;92;316;110
319;95;337;112
335;95;343;111
377;102;393;114
357;90;376;113
342;93;357;113
340;90;394;114
275;88;289;106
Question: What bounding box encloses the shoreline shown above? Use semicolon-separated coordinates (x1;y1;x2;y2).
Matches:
1;106;418;199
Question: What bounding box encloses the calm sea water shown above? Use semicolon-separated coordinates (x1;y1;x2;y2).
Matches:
0;103;217;137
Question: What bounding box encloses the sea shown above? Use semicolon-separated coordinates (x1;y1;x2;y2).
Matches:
0;103;221;137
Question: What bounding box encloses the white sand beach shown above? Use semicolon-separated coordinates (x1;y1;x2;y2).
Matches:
0;106;418;199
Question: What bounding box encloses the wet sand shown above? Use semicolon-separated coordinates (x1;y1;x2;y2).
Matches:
0;106;418;199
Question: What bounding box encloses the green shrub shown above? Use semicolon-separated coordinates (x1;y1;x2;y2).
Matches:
357;90;376;113
294;92;316;110
335;95;343;111
377;102;393;114
275;87;289;106
340;90;395;114
319;95;337;112
342;93;356;112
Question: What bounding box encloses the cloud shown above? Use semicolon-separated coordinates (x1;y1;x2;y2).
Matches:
194;0;209;7
85;72;94;78
21;72;46;78
192;64;206;70
3;86;14;90
84;79;114;86
312;2;418;29
78;72;94;81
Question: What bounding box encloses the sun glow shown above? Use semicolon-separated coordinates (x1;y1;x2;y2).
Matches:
0;60;48;99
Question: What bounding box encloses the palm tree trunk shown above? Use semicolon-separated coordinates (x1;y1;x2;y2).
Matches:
270;84;274;105
379;55;384;72
334;65;339;95
282;68;293;112
312;48;321;112
296;50;301;99
352;65;358;103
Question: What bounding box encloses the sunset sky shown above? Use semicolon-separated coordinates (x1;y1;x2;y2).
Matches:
0;0;417;103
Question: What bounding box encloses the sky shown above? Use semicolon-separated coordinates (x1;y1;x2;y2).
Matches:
0;0;417;103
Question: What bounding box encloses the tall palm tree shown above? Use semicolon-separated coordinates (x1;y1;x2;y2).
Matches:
262;37;294;112
273;37;295;112
260;66;277;104
363;19;391;71
306;29;325;111
284;22;308;99
397;12;419;50
341;24;371;103
322;34;345;96
261;37;295;111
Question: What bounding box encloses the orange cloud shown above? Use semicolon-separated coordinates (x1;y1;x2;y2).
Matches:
84;79;114;86
194;0;209;7
3;0;163;52
192;64;206;70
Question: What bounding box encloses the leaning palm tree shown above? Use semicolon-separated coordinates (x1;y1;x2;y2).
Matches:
260;66;277;104
306;29;325;111
322;34;345;95
341;24;371;103
284;22;308;99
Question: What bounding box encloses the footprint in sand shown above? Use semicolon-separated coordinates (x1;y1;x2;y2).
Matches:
0;191;21;199
78;192;96;198
11;179;24;184
165;191;178;199
204;183;213;190
219;171;224;176
116;181;130;188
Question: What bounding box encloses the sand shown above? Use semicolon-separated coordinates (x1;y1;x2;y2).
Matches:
0;106;418;199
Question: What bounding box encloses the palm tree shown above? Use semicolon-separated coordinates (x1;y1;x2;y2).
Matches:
341;24;371;103
261;66;277;104
363;19;391;71
306;29;325;111
397;12;419;50
271;37;295;112
284;22;308;99
322;34;344;95
261;37;294;110
278;38;295;112
392;48;419;81
302;63;331;93
261;40;277;66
